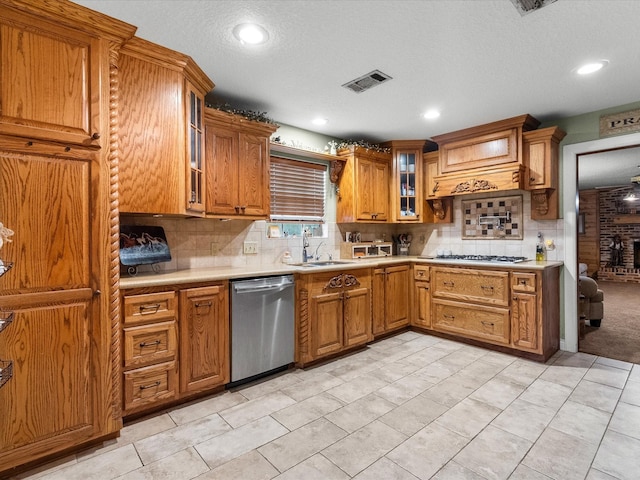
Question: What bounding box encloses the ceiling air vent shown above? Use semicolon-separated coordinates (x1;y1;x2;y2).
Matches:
342;70;392;94
510;0;558;16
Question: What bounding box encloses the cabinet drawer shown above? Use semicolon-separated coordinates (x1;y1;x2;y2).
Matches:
432;267;509;306
123;361;178;413
123;321;177;369
512;272;537;293
414;265;430;281
433;299;510;345
123;291;177;325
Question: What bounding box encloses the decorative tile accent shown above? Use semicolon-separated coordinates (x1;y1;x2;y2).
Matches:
462;195;523;240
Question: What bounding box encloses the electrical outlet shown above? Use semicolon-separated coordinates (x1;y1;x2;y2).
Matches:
243;241;258;254
210;242;219;255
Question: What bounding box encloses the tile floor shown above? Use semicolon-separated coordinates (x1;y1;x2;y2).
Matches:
12;332;640;480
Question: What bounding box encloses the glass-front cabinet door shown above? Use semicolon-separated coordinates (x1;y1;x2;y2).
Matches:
398;151;418;220
385;140;425;223
187;82;205;213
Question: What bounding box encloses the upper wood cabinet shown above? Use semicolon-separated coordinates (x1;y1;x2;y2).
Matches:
383;140;425;223
336;146;391;222
118;37;214;216
0;0;135;474
523;126;566;220
423;151;452;223
204;108;277;219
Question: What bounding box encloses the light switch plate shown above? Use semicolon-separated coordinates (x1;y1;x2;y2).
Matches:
243;241;258;254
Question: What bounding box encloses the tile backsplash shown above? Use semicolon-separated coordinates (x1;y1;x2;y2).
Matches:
120;191;563;275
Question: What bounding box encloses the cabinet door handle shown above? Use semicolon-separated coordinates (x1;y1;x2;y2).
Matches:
139;339;161;348
443;314;455;319
344;293;350;300
481;321;495;327
519;280;528;285
139;303;161;314
513;296;518;300
443;281;455;287
529;177;536;183
195;301;212;308
417;271;424;277
139;381;161;390
481;285;494;291
91;132;101;140
240;206;246;212
432;182;439;194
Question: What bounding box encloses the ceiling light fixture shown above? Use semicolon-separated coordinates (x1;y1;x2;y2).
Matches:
312;118;328;126
576;60;608;75
423;109;441;120
233;23;269;45
623;191;638;202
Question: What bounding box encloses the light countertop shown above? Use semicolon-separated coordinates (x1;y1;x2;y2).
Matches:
120;256;563;289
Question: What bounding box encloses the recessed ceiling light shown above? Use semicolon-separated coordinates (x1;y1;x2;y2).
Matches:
233;23;269;45
423;109;441;120
312;118;328;126
576;60;608;75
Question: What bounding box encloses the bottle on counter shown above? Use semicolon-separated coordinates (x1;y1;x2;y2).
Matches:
535;233;546;261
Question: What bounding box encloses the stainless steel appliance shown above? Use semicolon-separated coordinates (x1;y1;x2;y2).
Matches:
230;275;295;384
419;254;529;263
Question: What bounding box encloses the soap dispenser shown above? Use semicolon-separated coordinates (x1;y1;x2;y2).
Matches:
535;232;545;261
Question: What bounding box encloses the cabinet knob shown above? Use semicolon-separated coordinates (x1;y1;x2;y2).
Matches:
529;177;536;183
91;132;101;140
513;296;518;300
64;146;71;152
93;289;101;296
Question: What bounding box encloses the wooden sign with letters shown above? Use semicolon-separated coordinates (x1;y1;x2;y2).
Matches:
600;108;640;137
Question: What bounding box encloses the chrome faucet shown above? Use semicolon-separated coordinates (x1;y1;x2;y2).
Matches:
302;235;312;263
314;241;326;261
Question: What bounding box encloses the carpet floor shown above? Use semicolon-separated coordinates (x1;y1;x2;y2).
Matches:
579;280;640;364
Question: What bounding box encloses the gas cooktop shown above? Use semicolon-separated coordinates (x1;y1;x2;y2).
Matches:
420;255;529;263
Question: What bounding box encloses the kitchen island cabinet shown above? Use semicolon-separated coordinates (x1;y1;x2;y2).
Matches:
296;268;372;366
0;0;135;474
118;37;214;216
204;108;277;219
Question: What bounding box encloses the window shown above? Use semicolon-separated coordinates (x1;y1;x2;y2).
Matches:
270;157;326;223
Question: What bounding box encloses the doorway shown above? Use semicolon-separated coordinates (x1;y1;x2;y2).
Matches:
562;131;640;353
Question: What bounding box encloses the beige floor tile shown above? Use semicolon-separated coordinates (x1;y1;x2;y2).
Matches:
538;364;587;388
402;347;451;368
549;400;611;445
469;376;526;410
195;416;288;469
134;413;231;464
352;457;419;480
11;455;77;480
491;398;556;443
595;356;633;371
379;394;448;436
480;351;517;367
367;337;406;351
497;360;547;387
37;444;142;480
219;391;296;428
117;447;209;480
411;361;461;384
569;380;622;413
421;373;478;407
629;365;640;382
508;464;554;479
375;374;434;405
273;454;349;480
387;422;469;480
522;427;599;480
584;363;630;389
609;401;640;440
431;461;486;479
585;468;620;480
258;418;347;472
370;361;422;383
325;372;389;404
518;379;572;411
169;392;247;425
322;420;407;477
271;392;343;430
593;430;640;480
326;357;381;382
236;371;302;400
620;379;640;407
436;348;487;371
324;393;396;433
453;425;532;480
552;351;597;368
196;451;278;480
457;360;505;386
435;398;502;438
394;331;424;342
279;372;344;402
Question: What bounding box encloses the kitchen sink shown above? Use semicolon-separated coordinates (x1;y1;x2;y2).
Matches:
294;260;354;267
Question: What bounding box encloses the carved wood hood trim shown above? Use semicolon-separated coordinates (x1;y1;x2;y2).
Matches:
451;178;498;194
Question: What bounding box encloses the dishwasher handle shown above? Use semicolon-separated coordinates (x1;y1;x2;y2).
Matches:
233;279;294;294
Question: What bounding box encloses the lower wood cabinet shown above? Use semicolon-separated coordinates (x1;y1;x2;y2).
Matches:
179;284;230;394
297;269;372;366
372;264;410;335
411;265;431;329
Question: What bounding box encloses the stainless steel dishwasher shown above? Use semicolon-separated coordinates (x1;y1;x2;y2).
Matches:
230;275;295;385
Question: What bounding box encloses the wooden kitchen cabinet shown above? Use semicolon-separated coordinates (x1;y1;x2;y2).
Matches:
179;284;230;394
204;108;278;218
121;291;179;415
510;272;540;352
0;1;135;474
423;151;452;223
384;140;425;223
523;126;566;220
296;269;372;366
372;264;410;336
336;146;391;222
411;265;432;329
118;37;214;215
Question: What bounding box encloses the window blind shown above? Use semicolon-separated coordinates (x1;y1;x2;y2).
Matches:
270;157;326;222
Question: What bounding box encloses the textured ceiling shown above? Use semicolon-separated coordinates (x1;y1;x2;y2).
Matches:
74;0;640;187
